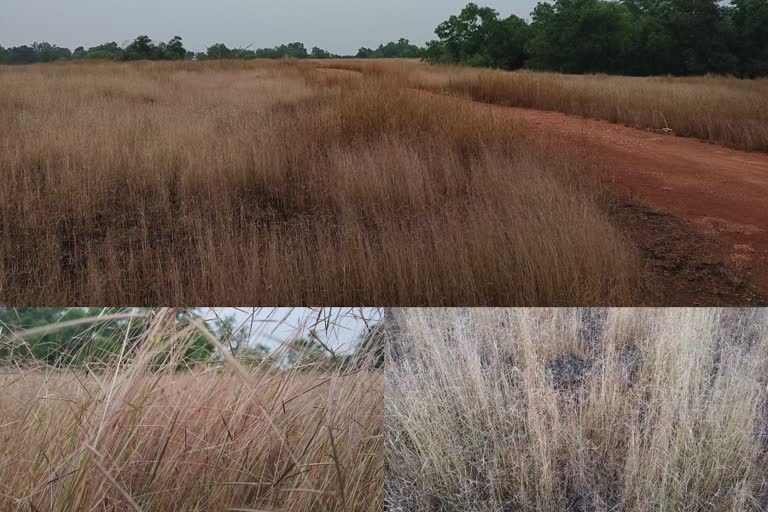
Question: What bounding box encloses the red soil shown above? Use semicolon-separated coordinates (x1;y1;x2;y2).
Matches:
485;106;768;293
319;67;768;302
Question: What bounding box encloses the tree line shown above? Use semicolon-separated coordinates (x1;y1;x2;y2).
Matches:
425;0;768;76
0;308;383;369
355;38;423;59
0;37;188;64
2;0;765;76
0;35;423;64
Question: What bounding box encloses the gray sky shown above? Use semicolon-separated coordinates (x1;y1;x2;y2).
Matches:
204;308;380;353
1;0;538;55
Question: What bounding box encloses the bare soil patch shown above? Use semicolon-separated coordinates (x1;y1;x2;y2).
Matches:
610;201;765;305
321;65;768;300
480;103;768;294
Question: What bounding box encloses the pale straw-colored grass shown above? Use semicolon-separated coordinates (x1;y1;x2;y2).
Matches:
386;308;768;511
324;60;768;151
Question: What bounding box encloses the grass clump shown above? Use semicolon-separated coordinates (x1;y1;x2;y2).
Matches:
386;308;768;511
0;60;644;305
327;60;768;151
0;308;383;511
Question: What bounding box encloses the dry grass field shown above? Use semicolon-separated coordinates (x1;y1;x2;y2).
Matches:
331;60;768;151
0;310;383;511
386;308;768;511
0;60;646;305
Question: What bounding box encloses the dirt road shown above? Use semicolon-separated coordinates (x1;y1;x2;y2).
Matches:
319;67;768;301
485;106;768;292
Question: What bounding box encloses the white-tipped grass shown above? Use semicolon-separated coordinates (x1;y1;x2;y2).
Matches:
385;308;768;511
0;309;383;511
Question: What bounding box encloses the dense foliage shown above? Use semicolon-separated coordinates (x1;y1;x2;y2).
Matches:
356;38;423;59
198;41;334;60
0;308;213;366
0;36;193;63
424;5;530;69
0;35;415;64
426;0;768;76
2;0;765;74
0;308;384;369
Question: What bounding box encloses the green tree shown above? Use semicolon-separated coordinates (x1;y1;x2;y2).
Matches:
428;0;763;75
423;40;448;63
162;35;187;60
0;308;215;367
619;0;736;75
482;15;530;69
253;42;309;59
32;42;72;62
667;0;735;74
230;48;257;59
310;46;335;59
280;42;309;58
356;47;374;58
0;308;127;365
167;309;215;365
528;0;636;74
87;42;123;60
373;38;423;58
6;45;38;64
207;43;232;59
425;4;528;68
434;4;503;61
124;35;158;60
729;0;768;76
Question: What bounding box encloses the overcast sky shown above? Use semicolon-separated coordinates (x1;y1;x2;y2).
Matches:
1;0;539;55
203;308;380;353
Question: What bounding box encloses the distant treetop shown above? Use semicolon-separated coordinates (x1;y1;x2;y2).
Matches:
424;0;768;76
0;36;422;65
2;3;765;77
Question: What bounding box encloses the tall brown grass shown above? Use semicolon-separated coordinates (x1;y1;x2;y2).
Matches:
327;60;768;151
0;60;644;305
0;308;383;511
386;308;768;511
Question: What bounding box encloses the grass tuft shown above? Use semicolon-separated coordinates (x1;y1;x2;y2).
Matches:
0;309;383;511
386;308;768;511
0;60;645;305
